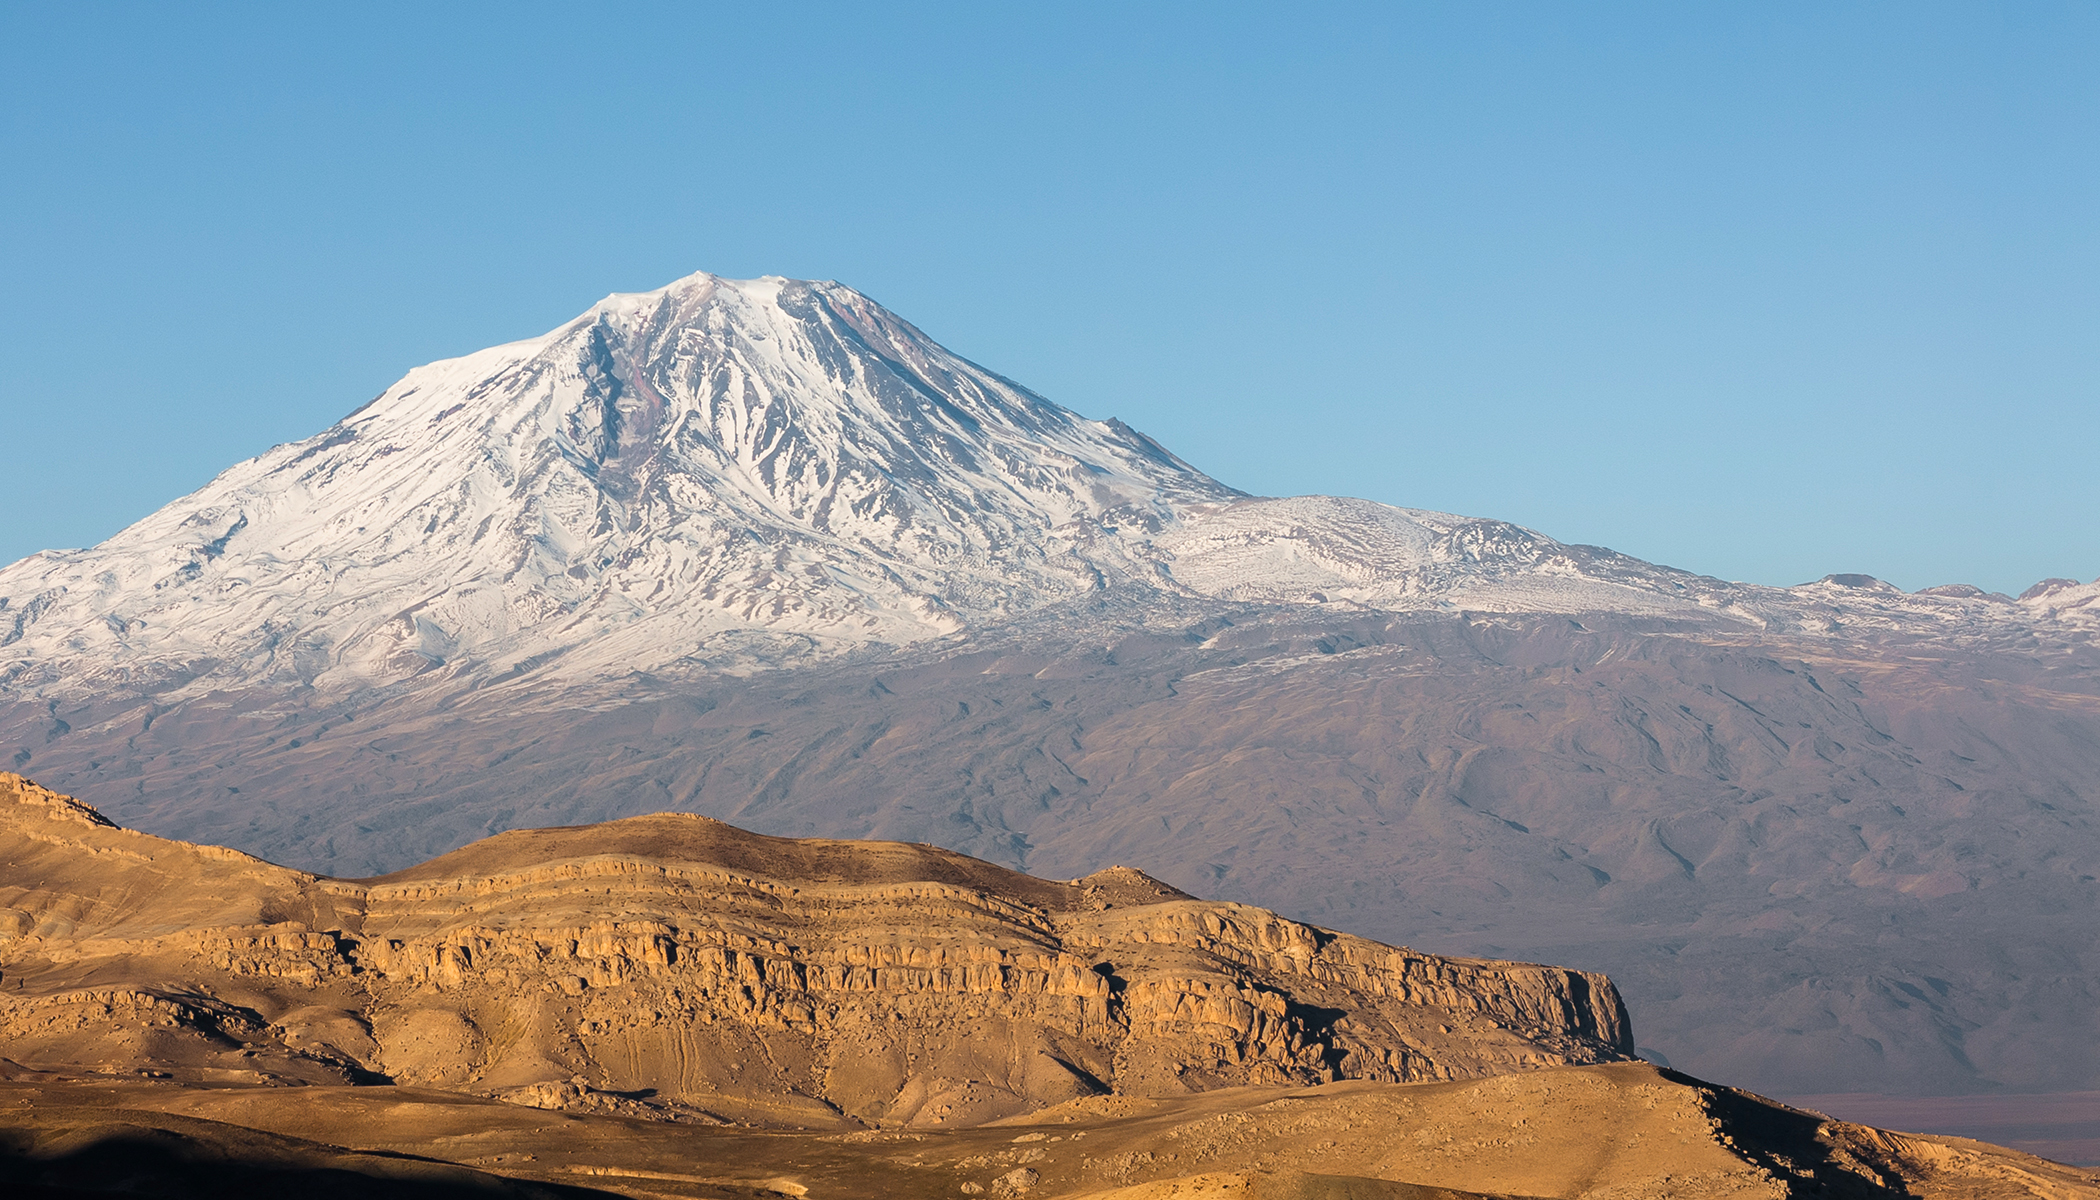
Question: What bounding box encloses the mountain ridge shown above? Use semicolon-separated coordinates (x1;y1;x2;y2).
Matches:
7;270;2091;707
2;271;2097;1105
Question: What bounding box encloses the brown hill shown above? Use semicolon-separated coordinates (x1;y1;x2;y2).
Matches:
0;772;1631;1128
4;1058;2095;1198
4;773;2095;1197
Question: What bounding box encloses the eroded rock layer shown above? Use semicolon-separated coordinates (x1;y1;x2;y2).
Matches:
0;773;1631;1127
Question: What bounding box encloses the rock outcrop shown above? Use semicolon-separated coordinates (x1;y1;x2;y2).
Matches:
0;773;1632;1127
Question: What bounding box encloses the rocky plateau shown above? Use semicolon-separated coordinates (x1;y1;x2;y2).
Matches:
0;772;1635;1125
3;772;2094;1199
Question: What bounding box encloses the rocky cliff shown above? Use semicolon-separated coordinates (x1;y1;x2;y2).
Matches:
0;773;1632;1128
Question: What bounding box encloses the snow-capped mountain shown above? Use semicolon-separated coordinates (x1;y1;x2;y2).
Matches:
4;272;2098;1108
0;272;2089;699
1;274;1237;691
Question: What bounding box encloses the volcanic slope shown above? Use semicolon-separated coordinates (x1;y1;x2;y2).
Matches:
3;271;2098;1108
9;271;2089;704
14;604;2096;1105
0;273;1239;693
0;772;1637;1128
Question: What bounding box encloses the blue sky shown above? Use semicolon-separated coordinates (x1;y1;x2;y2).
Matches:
3;2;2094;594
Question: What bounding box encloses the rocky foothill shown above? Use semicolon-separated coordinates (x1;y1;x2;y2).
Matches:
0;771;1631;1126
2;772;2093;1198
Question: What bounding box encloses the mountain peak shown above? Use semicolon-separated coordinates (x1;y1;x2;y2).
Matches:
7;272;2092;702
582;269;784;319
0;272;1241;693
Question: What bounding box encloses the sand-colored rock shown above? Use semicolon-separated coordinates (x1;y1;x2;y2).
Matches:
0;772;1630;1128
1;1060;2092;1198
4;773;2094;1196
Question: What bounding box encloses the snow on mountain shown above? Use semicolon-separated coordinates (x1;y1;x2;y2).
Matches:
0;274;1243;692
2016;575;2100;630
1156;500;2098;639
0;272;2089;699
1156;496;1760;618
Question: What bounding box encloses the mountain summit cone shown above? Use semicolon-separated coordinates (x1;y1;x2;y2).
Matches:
2;273;1243;691
5;269;1969;702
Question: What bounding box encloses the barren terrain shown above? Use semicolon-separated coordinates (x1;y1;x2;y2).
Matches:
14;607;2094;1103
7;1059;2096;1199
0;772;1632;1126
3;773;2094;1197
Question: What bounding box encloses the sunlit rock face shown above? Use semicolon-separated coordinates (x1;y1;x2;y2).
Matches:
0;773;1633;1128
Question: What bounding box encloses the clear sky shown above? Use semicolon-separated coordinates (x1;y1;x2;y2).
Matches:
3;2;2094;595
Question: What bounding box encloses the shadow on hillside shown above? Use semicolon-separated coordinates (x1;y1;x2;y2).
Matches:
0;1122;626;1199
1670;1068;1911;1198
